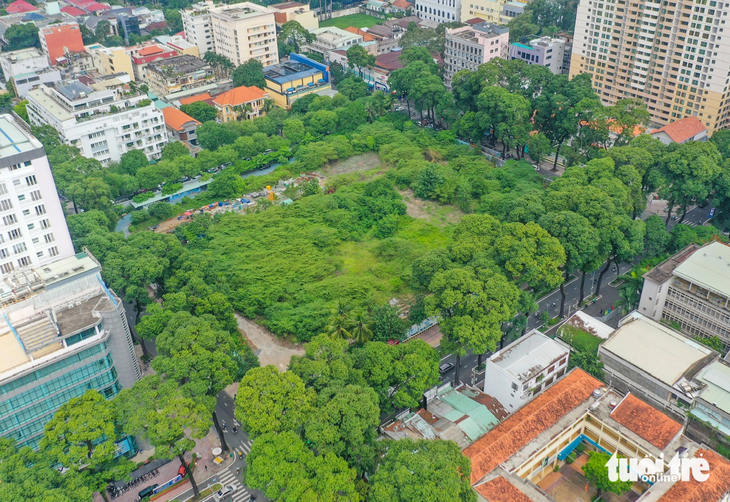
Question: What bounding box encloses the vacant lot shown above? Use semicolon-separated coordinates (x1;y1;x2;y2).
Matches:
320;13;382;29
325;151;381;175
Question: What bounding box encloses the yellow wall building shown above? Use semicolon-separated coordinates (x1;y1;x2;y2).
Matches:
87;44;135;81
212;85;268;122
461;0;507;23
263;56;330;109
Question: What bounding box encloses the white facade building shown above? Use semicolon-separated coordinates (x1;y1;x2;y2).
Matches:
0;114;74;276
415;0;462;23
0;48;49;83
483;330;570;413
181;1;216;56
444;22;509;88
210;3;279;67
26;81;167;165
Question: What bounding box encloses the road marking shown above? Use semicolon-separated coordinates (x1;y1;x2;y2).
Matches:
234;441;252;457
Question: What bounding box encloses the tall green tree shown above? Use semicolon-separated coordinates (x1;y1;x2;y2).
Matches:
369;439;476;502
235;365;315;437
0;438;93;502
539;211;600;317
181;101;217;123
304;384;380;474
245;431;360;502
40;390;134;502
117;376;210;498
232;58;266;88
119;149;148;176
477;86;531;157
289;334;361;391
4;23;40;51
426;267;520;382
583;452;633;497
277;20;315;56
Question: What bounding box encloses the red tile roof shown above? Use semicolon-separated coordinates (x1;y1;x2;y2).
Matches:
475;477;532;502
392;0;411;9
465;17;484;25
179;92;212;105
6;0;38;13
651;116;707;144
85;2;110;11
137;45;166;56
464;369;602;484
610;393;682;450
162;107;200;131
375;51;404;71
344;26;375;41
213;85;267;107
657;450;730;502
61;6;86;16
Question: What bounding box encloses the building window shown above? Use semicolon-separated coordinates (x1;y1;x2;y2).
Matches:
40;219;50;229
17;256;31;267
44;233;54;244
48;246;59;257
8;229;21;240
2;214;17;226
0;262;14;274
12;243;26;254
0;199;13;211
30;190;41;202
35;205;46;216
25;176;36;186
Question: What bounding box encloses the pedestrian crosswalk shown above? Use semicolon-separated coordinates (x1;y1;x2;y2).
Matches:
233;440;252;458
216;468;251;502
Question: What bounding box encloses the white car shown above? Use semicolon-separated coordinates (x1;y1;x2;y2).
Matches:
214;485;236;502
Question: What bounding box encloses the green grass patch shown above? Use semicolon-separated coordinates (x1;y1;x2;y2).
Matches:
560;324;603;354
320;13;382;29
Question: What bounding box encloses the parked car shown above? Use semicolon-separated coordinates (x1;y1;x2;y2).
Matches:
214;485;236;502
138;484;158;500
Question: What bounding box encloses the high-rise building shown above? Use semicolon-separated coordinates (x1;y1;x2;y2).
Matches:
210;3;279;67
182;1;278;67
0;251;142;449
444;22;509;88
461;0;506;23
0;114;74;275
26;80;168;165
570;0;730;133
638;241;730;348
181;1;217;57
39;22;85;66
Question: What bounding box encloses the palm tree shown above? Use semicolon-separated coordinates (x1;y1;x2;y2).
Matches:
616;284;640;314
350;310;373;345
325;313;352;340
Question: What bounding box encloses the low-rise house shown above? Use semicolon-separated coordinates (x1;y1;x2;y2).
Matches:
263;54;331;109
484;330;570;413
87;44;135;81
303;27;363;58
599;312;718;421
145;54;215;96
650;116;708;145
129;43;177;81
509;36;571;74
162;106;200;148
212;85;268;122
0;48;49;84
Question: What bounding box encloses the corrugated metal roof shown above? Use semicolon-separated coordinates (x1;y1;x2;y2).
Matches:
489;330;568;383
673;241;730;298
602;313;713;386
696;361;730;415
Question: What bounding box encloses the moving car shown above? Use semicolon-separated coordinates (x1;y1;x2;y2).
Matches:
214;484;236;502
439;362;454;374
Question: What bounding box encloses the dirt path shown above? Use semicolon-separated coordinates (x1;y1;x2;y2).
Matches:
235;313;304;371
397;189;464;226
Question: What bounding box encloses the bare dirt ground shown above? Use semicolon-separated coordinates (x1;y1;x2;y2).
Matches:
324;151;381;175
235;313;304;371
154;215;189;234
397;188;464;226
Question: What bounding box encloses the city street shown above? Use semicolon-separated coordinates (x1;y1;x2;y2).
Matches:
171;391;262;502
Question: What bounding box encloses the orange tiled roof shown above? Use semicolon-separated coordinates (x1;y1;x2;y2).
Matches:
657;450;730;502
475;477;532;502
651;116;707;144
610;393;682;450
212;86;267;107
464;368;602;484
392;0;411;9
137;45;165;56
344;26;376;41
162;107;200;131
179;92;212;105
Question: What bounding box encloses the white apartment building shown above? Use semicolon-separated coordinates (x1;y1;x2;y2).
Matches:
415;0;461;23
444;22;509;87
0;114;74;276
210;3;279;67
638;241;730;348
483;330;570;413
304;27;363;58
0;48;49;83
26;81;167;165
570;0;730;133
181;1;216;56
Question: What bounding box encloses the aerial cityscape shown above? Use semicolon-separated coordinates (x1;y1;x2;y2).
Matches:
0;0;729;501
